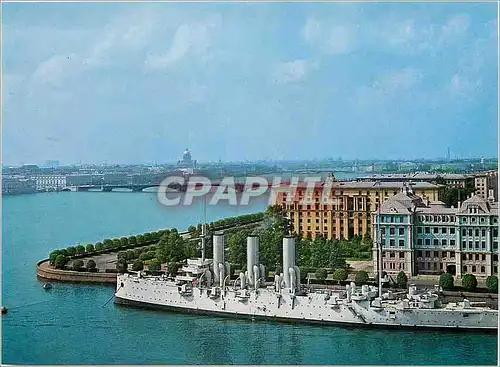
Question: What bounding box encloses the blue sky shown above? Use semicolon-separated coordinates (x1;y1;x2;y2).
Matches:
2;2;498;165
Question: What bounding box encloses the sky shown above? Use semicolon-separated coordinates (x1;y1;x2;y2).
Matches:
2;2;498;166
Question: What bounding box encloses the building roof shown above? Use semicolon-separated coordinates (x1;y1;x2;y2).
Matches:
287;180;441;190
458;194;495;214
376;186;427;214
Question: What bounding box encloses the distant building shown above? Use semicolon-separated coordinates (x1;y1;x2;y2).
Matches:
276;180;441;240
66;174;103;186
372;186;498;279
358;172;471;188
44;160;60;168
177;148;196;168
2;176;37;195
474;170;498;201
32;175;66;191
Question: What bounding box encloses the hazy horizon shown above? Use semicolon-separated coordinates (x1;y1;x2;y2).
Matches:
2;2;498;166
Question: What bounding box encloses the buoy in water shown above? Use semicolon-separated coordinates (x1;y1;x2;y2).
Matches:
1;307;7;314
43;283;52;290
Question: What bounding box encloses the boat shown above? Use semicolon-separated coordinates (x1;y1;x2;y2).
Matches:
1;306;7;315
115;231;498;331
43;283;52;290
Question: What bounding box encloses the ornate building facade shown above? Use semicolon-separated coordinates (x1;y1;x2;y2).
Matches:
372;186;498;279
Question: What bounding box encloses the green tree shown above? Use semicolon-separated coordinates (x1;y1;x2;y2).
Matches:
315;268;328;283
86;244;95;253
103;239;113;249
167;262;181;276
132;259;144;271
112;239;121;248
49;250;60;266
332;268;349;284
126;250;135;260
396;271;408;289
461;274;478;292
187;225;198;238
73;259;84;271
156;231;189;263
117;252;127;262
75;245;86;254
143;232;152;242
116;260;128;273
355;270;369;285
66;246;76;256
120;237;129;247
439;273;454;290
148;259;161;274
55;254;69;269
95;242;104;251
227;230;249;265
139;252;154;262
86;259;97;271
136;234;145;243
128;236;137;245
486;276;498;293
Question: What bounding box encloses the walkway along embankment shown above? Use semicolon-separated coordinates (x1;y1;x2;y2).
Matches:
36;259;117;284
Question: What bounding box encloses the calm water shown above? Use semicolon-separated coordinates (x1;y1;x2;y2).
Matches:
2;192;498;365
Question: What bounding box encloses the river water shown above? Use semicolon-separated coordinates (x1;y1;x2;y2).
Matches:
2;191;498;365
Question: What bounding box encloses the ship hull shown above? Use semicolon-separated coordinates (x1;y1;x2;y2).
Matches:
115;274;497;332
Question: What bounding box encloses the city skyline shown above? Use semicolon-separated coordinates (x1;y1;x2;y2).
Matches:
2;2;498;166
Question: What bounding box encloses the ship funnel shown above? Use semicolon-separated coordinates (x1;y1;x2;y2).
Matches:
246;235;260;288
282;236;297;290
213;232;225;286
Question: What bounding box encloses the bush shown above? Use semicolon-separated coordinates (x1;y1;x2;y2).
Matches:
396;271;408;289
120;237;129;247
116;260;128;274
117;252;127;262
95;242;104;251
132;259;144;271
86;259;97;271
355;270;369;285
439;273;454;291
66;246;76;256
73;259;84;271
148;259;161;274
461;274;477;292
103;239;113;249
315;268;328;283
55;254;69;269
49;250;60;266
112;239;121;248
332;268;349;284
86;244;95;253
75;245;86;254
126;250;136;260
486;276;498;293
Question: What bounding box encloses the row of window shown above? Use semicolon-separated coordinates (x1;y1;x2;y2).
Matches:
382;239;405;247
417;250;455;258
382;262;405;270
417;215;455;223
383;251;405;259
462;253;487;261
461;240;498;251
417;238;456;247
417;227;456;235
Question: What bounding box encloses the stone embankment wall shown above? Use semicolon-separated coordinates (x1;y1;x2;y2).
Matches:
36;259;116;284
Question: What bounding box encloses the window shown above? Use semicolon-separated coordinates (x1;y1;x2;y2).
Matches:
462;254;467;260
495;266;498;273
469;241;473;249
463;265;468;272
480;266;485;273
425;239;431;246
475;229;480;237
426;251;431;257
434;227;439;234
450;240;455;247
493;241;498;250
450;228;455;234
399;240;404;247
417;227;422;234
494;254;499;262
469;229;473;236
399;227;404;235
425;227;430;234
475;241;479;249
481;229;486;237
482;254;486;261
494;228;498;237
442;239;447;246
434;239;439;246
462;240;466;249
481;241;486;250
390;227;395;235
475;254;479;261
399;252;404;259
451;252;455;259
381;239;386;247
472;265;476;273
417;239;423;246
462;229;466;236
390;239;395;247
390;252;395;258
381;228;385;235
417;250;422;257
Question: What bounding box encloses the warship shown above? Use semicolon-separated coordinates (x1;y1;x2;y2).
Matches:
115;225;498;330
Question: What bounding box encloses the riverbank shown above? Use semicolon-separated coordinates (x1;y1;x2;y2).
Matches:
36;259;116;284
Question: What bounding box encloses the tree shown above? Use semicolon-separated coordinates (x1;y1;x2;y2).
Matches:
167;262;181;276
132;259;144;271
332;268;349;284
136;234;145;244
355;270;369;285
112;239;121;248
86;244;95;253
103;239;113;249
49;250;60;266
73;259;84;271
126;250;135;260
396;271;408;289
117;252;127;262
128;236;137;245
66;246;76;256
116;260;128;273
75;245;86;254
95;242;104;251
227;230;250;265
55;254;69;269
439;272;454;291
86;259;97;271
139;252;154;261
187;225;198;238
315;268;328;283
461;274;478;292
120;237;129;247
486;276;498;293
148;259;161;274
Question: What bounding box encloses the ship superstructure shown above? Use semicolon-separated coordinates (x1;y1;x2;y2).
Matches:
115;232;498;330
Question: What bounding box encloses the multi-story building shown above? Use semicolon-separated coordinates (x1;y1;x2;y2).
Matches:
2;176;37;195
358;172;472;188
372;186;498;279
474;170;497;201
32;175;67;191
276;180;441;240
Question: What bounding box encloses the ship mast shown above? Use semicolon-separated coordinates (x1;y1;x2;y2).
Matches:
201;195;207;262
377;182;382;299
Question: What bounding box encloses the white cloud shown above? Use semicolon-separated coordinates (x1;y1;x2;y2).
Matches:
145;15;221;70
273;60;312;84
302;17;357;55
449;73;481;96
32;53;78;86
373;68;423;93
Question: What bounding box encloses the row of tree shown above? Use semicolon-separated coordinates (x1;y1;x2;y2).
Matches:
186;212;264;238
439;273;498;293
